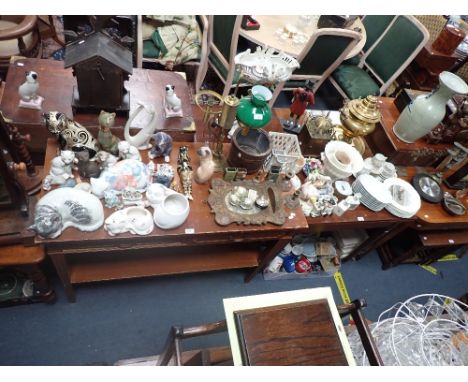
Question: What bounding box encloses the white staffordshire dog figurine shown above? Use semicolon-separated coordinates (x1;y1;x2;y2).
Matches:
18;71;44;109
164;84;183;117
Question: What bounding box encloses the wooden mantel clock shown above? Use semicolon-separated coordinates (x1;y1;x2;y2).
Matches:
64;16;133;116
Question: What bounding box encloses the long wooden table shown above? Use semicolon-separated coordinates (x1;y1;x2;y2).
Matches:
37;139;309;302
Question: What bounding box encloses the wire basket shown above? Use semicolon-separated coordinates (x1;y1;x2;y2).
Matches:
264;132;302;172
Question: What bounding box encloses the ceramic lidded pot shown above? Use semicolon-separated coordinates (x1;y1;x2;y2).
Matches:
153;193;190;229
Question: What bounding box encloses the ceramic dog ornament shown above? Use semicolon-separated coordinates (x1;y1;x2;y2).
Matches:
164;84;183;118
18;71;44;110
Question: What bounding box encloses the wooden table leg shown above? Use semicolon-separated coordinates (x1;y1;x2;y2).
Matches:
245;237;290;283
344;222;410;262
22;263;56;303
49;253;76;302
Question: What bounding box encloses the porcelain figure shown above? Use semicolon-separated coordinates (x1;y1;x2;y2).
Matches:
153;192;190;229
118;140;141;161
146;183;176;208
177;146;193;200
18;71;44;110
43;111;100;156
121;187;145;206
164;84;183;117
149;132;173;162
103;190;122;209
124;102;158;150
154;163;174;188
95;151;119;169
104;206;154;236
43;150;75;191
194;146;215;184
97;110;120;155
74;149;102;179
90;159;150;197
29;188;104;239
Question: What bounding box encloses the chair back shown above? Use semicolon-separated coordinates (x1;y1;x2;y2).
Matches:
361;15;396;52
295;28;361;84
363;15;429;88
209;15;242;66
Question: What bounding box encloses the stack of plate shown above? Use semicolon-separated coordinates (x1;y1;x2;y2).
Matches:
322;141;364;179
352;174;392;211
383;178;421;218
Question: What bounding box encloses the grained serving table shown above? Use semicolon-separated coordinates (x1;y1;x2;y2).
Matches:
36;139;309;302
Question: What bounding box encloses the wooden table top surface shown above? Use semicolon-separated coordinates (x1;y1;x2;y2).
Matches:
35;139;309;246
0;58;194;131
240;16;366;60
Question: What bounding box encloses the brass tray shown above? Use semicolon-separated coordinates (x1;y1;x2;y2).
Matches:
208;179;287;226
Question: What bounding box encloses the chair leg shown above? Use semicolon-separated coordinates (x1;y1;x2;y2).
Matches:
269;81;286;108
196;59;209;93
328;77;349;100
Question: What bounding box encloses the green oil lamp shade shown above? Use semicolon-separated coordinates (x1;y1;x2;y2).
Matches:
236;85;272;129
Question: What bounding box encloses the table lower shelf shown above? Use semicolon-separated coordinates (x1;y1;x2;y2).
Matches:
67;243;261;284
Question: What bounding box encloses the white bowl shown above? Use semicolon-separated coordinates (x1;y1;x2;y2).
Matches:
154;193;190;229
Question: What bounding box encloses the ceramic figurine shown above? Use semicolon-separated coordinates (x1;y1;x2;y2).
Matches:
29;188;104;239
74;181;91;193
149;132;173;162
121;187;145;206
164;84;183;118
103;190;122;209
146;183;176;208
97;110;120;155
74;150;102;179
118;141;141;161
153;192;190;229
104;206;154;236
124;101;158;150
94;151;119;169
90;159;150;197
154;163;174;188
177;146;193;200
194;146;215;184
18;71;44;110
43;111;100;156
43;150;75;191
282;79;315;133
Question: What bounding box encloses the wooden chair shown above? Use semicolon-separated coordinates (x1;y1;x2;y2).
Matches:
269;27;361;106
0;16;41;77
198;15;245;97
153;299;382;366
330;15;429;99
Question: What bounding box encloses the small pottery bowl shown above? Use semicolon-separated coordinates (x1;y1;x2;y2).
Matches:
154;193;190;229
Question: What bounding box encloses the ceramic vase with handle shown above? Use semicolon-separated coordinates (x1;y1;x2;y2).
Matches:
393;71;468;143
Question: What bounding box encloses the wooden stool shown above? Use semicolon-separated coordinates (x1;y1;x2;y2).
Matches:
0;244;55;306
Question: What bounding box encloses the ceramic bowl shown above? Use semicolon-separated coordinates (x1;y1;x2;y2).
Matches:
154;193;190;229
